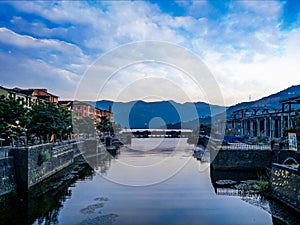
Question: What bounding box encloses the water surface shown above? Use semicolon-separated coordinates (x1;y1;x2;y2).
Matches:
48;138;273;225
1;138;284;225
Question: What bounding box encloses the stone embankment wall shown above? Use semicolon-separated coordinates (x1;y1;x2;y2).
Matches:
271;163;300;212
0;147;16;195
12;143;77;189
210;149;273;171
0;140;90;196
210;148;300;212
211;149;300;171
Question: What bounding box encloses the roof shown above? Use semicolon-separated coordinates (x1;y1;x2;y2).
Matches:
12;88;59;98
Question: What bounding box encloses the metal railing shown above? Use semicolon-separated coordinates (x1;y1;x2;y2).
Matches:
220;143;271;150
0;147;12;159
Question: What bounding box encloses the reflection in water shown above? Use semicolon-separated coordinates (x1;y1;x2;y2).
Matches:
0;143;120;225
0;157;95;225
1;139;298;225
210;167;300;225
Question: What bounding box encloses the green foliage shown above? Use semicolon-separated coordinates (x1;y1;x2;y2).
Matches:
254;172;271;197
38;150;50;166
0;96;72;146
73;116;95;136
253;180;270;196
0;95;28;146
27;102;72;142
96;116;114;134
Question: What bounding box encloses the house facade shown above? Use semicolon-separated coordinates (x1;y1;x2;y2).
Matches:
59;100;114;123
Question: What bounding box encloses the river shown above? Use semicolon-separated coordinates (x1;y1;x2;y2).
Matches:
0;138;298;225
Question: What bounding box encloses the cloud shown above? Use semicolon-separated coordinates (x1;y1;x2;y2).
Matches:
204;27;300;105
0;27;84;56
0;51;80;99
0;1;299;106
9;16;70;39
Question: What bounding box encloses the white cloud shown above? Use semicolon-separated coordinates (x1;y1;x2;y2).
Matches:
0;27;84;56
0;51;80;99
204;27;300;106
1;1;300;106
241;1;282;17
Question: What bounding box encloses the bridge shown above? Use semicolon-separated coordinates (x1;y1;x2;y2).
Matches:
119;129;193;138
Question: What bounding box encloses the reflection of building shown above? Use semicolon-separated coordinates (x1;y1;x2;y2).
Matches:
58;101;114;123
226;96;300;139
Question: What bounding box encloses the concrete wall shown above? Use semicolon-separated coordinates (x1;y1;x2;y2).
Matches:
0;140;91;196
211;149;300;171
272;150;300;164
210;148;300;212
0;156;16;195
12;143;75;190
210;149;273;171
271;163;300;212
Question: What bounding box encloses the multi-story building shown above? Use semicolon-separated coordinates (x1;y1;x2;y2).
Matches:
59;100;114;123
0;86;59;106
12;88;59;103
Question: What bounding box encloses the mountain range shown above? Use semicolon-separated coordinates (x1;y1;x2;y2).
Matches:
92;100;225;129
86;84;300;129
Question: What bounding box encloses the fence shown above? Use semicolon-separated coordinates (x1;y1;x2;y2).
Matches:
220;143;271;150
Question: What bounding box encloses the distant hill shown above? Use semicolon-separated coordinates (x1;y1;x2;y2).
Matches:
164;116;212;129
92;100;226;129
225;84;300;118
84;84;300;129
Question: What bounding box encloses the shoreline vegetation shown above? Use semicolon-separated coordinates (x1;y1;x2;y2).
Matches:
0;95;116;147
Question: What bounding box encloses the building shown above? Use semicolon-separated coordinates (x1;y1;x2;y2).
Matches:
226;96;300;140
59;100;114;123
12;88;59;103
0;86;59;107
1;86;39;107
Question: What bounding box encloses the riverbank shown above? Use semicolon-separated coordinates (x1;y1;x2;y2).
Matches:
1;138;299;225
0;155;94;224
210;146;300;223
0;139;98;196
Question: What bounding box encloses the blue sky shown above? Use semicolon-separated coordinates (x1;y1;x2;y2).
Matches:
0;1;300;106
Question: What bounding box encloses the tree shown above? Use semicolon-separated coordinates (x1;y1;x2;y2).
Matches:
73;116;95;138
27;101;72;143
96;116;114;135
0;96;28;146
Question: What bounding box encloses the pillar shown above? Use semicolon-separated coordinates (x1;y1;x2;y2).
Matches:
257;118;260;137
264;118;267;137
280;115;284;138
270;117;275;139
241;120;244;136
250;119;254;137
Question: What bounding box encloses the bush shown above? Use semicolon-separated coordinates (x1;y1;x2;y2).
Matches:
38;150;50;166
